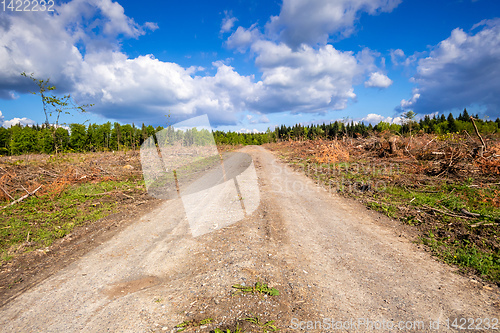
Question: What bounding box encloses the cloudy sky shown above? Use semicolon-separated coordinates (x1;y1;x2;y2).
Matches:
0;0;499;132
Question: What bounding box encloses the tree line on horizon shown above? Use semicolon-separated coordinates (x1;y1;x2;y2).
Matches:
0;109;499;156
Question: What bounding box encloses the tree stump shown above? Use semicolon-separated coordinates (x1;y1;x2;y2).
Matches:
389;137;397;154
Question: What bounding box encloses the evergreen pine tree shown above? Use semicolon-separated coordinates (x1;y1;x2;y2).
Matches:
447;113;457;133
462;108;469;120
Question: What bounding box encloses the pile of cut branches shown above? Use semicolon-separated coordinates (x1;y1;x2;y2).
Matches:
0;151;143;208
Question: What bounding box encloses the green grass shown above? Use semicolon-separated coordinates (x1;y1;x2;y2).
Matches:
0;179;143;262
173;282;280;333
423;234;500;281
244;315;278;333
213;325;244;333
366;201;399;219
232;282;280;296
371;183;500;282
175;318;213;331
301;159;499;222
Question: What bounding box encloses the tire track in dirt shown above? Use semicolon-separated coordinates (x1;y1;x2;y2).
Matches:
252;145;499;332
0;146;498;332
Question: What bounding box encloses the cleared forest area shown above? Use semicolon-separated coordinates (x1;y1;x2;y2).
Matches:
267;131;500;283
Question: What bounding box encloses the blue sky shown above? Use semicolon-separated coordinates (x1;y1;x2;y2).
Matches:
1;0;500;132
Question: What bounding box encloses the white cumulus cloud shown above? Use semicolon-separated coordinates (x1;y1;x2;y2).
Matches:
239;128;260;134
0;0;398;127
246;114;270;124
364;72;393;88
399;89;421;109
0;0;158;95
144;22;159;31
408;19;500;117
2;116;36;128
266;0;402;48
390;49;405;65
226;24;261;53
220;11;237;33
0;109;36;128
248;41;363;113
258;115;269;123
357;113;402;125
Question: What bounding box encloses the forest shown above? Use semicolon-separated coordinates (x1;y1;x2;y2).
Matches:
0;109;498;155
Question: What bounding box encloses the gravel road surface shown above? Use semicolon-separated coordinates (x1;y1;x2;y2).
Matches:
1;146;498;332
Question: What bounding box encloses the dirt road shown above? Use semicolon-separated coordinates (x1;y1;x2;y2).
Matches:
1;146;498;332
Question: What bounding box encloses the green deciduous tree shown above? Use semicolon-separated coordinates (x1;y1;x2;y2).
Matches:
0;127;10;155
402;110;416;132
69;124;87;152
21;72;93;153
